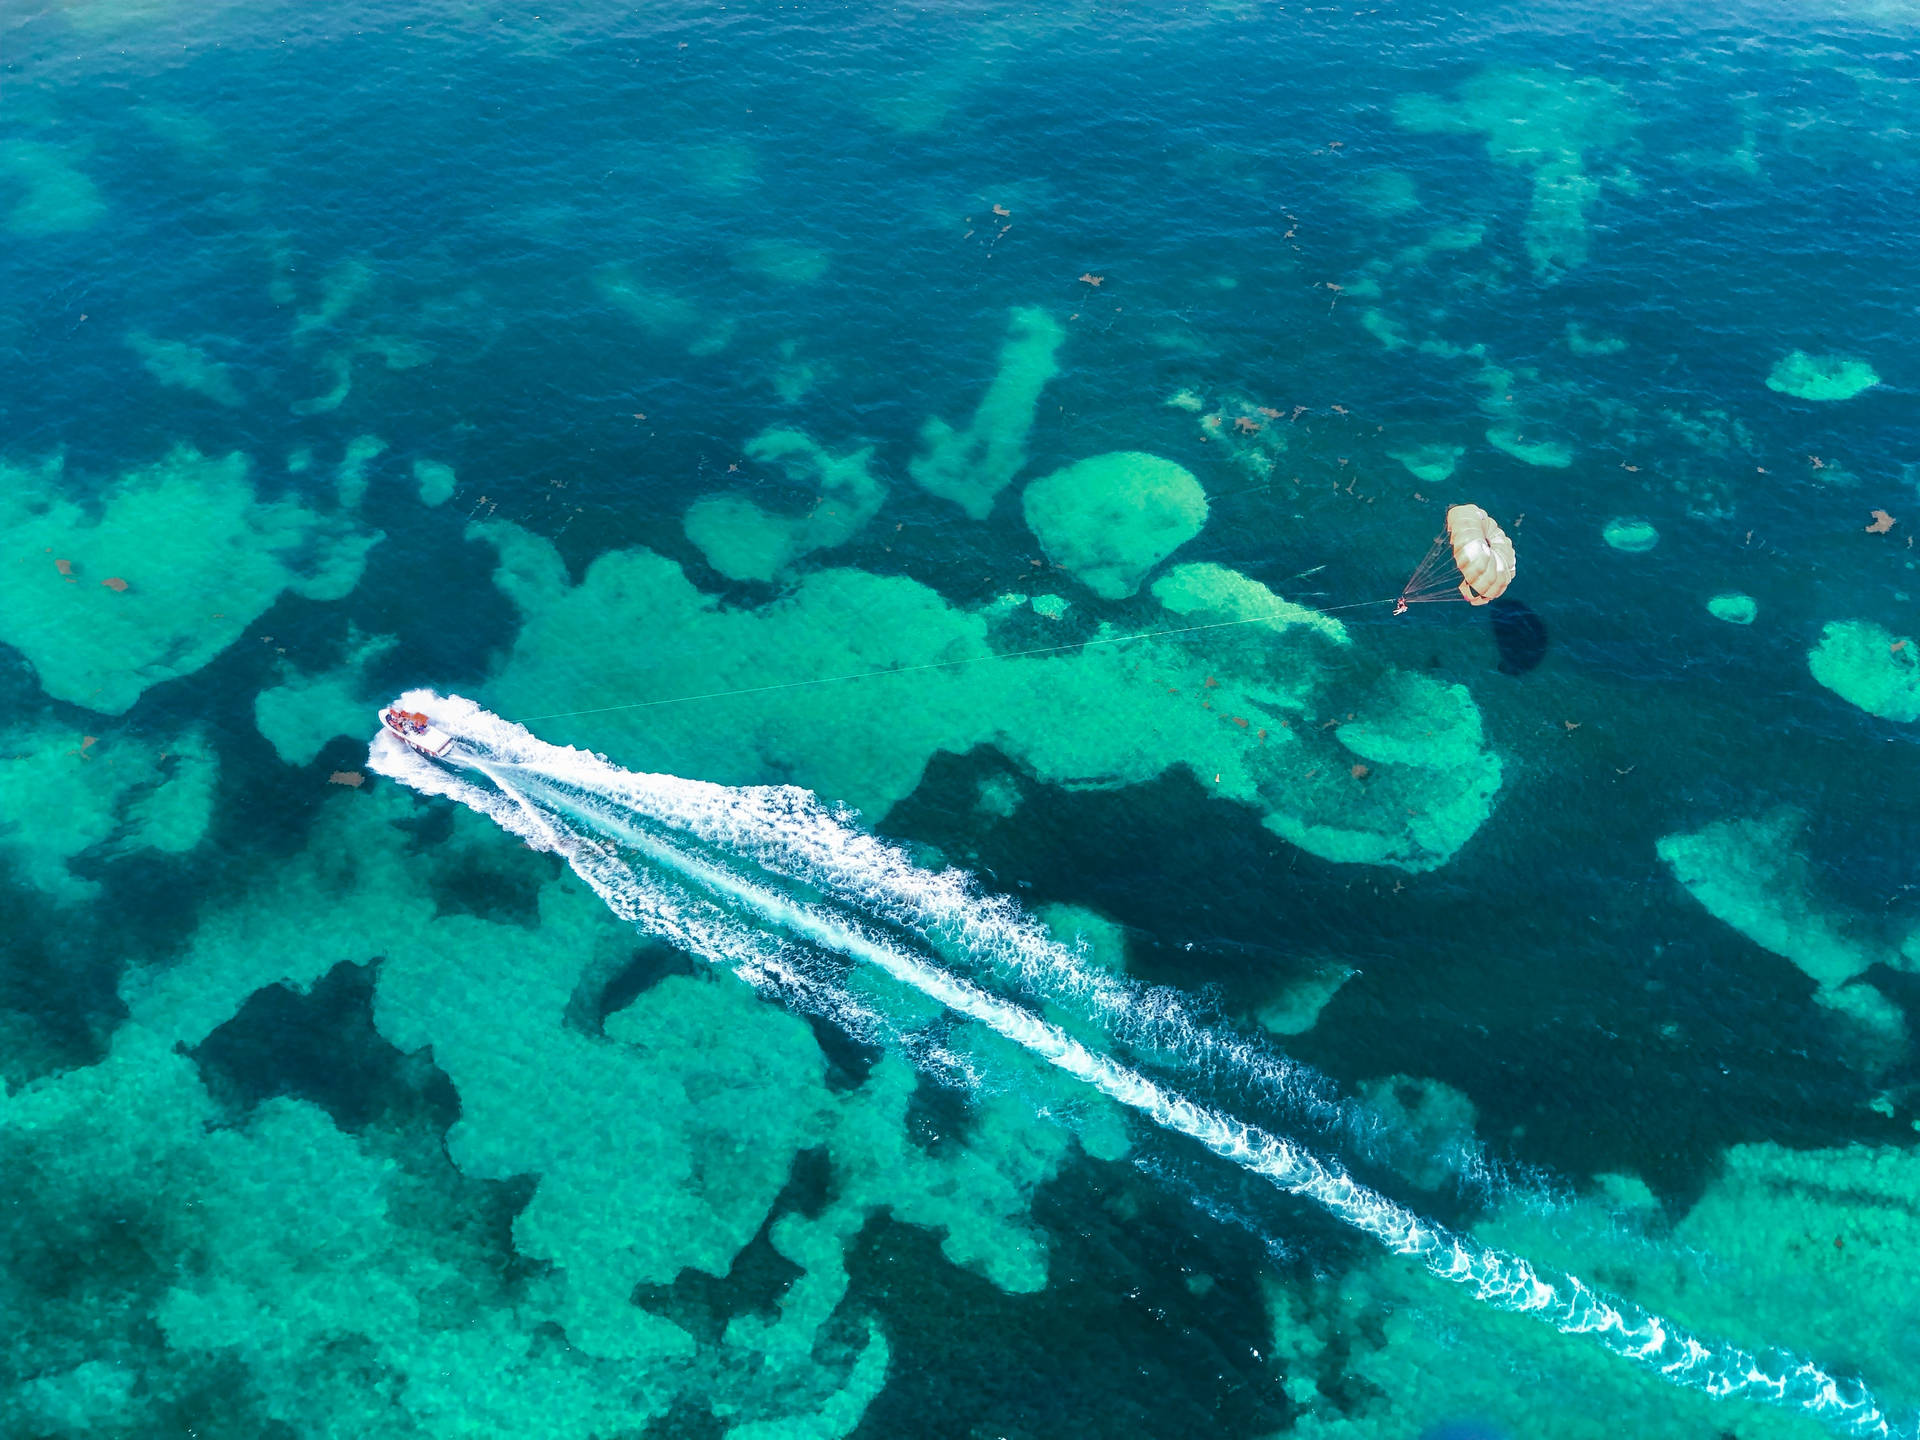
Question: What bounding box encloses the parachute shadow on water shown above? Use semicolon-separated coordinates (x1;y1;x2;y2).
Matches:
1488;597;1549;675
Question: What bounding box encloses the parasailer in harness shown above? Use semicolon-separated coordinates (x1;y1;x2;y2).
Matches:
1395;503;1516;614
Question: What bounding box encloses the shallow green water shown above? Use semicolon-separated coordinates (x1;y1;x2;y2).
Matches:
3;1;1919;1436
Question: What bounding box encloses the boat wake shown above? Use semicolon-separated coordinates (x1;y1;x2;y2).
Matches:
369;689;1896;1440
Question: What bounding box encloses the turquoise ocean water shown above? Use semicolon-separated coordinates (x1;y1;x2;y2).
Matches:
4;1;1920;1436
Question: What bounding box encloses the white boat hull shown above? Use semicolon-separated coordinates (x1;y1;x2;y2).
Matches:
379;705;458;759
405;724;457;758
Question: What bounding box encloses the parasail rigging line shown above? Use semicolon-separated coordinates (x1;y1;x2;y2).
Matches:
517;505;1519;726
514;594;1403;724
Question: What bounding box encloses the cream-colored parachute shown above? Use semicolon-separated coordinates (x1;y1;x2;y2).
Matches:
1398;504;1517;611
1445;504;1516;603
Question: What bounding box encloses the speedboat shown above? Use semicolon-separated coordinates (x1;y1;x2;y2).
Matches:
381;705;457;759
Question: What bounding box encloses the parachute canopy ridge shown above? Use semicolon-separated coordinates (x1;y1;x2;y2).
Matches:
1446;503;1516;605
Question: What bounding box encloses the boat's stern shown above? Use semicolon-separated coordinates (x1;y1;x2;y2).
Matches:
381;705;457;759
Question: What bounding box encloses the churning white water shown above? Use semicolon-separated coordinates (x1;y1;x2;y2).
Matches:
368;690;1896;1440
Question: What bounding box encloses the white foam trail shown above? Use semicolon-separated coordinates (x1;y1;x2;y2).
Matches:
519;762;1525;1199
410;693;1413;1167
603;779;1352;1108
368;731;881;1040
371;693;1899;1439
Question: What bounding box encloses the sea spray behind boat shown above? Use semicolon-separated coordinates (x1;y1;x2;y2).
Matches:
368;690;1898;1440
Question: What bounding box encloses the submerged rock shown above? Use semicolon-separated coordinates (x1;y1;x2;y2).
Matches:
7;790;928;1439
1808;618;1920;721
254;629;399;766
909;306;1065;519
1486;423;1573;468
1388;442;1464;484
0;448;381;714
0;138;106;235
125;330;244;407
1256;963;1354;1036
1354;1075;1481;1191
1707;592;1757;625
1395;68;1634;279
1657;807;1911;1070
1766;350;1879;402
473;523;1502;872
1602;517;1659;552
1022;451;1207;599
1657;808;1896;992
413;458;457;507
0;725;216;903
684;427;884;582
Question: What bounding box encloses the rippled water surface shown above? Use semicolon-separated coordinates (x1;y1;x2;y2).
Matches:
4;2;1919;1437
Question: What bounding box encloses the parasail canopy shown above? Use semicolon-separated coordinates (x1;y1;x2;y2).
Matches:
1398;503;1517;610
1445;504;1516;604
